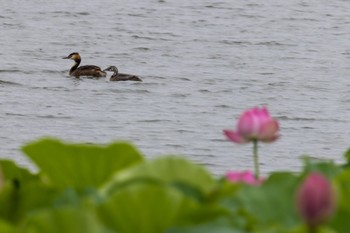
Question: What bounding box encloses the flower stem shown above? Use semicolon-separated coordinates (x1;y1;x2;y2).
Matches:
253;140;260;179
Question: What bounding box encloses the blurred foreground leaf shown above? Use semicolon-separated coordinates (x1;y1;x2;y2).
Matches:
0;219;17;233
102;156;215;197
330;169;350;232
22;138;143;190
98;182;198;233
302;156;342;178
0;160;57;224
168;218;245;233
343;148;350;168
26;207;109;233
235;172;300;230
0;160;35;184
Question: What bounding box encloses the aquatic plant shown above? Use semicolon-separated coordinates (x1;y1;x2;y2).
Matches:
296;172;336;232
223;107;279;179
0;112;348;232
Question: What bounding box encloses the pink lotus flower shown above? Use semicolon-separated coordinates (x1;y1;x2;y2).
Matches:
226;171;264;185
296;173;336;229
223;107;279;144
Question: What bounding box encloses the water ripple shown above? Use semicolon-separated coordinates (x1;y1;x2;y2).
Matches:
1;0;349;175
278;116;349;123
0;80;22;86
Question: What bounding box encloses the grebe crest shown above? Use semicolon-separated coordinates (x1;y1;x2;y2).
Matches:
63;52;106;77
103;66;142;82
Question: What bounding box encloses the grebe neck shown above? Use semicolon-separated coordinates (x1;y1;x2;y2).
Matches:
69;59;81;75
112;67;119;77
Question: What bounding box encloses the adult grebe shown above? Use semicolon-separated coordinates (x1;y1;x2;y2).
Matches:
103;66;142;82
62;52;106;77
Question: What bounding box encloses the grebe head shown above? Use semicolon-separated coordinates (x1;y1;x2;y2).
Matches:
63;52;81;61
103;66;118;73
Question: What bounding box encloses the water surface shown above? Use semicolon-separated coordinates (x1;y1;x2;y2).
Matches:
1;0;350;174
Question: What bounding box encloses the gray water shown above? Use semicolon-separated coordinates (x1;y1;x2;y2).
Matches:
1;0;350;175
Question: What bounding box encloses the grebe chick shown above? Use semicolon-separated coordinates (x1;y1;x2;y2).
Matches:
63;52;106;77
103;66;142;82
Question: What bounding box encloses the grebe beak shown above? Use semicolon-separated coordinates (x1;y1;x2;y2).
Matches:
62;56;69;59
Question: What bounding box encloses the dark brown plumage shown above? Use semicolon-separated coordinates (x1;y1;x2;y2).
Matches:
63;52;106;77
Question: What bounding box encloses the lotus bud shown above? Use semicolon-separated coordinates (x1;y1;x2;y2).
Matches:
296;172;336;230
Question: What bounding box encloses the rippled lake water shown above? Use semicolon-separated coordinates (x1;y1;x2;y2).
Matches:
1;0;350;175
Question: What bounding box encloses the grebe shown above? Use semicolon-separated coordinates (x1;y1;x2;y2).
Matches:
63;52;106;77
103;66;142;82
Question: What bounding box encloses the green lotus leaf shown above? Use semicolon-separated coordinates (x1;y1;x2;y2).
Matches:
301;156;342;178
0;160;58;224
22;138;143;190
101;156;215;197
330;169;350;232
344;148;350;162
233;172;300;230
0;219;17;233
25;207;110;233
168;217;245;233
98;182;198;233
0;160;36;184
